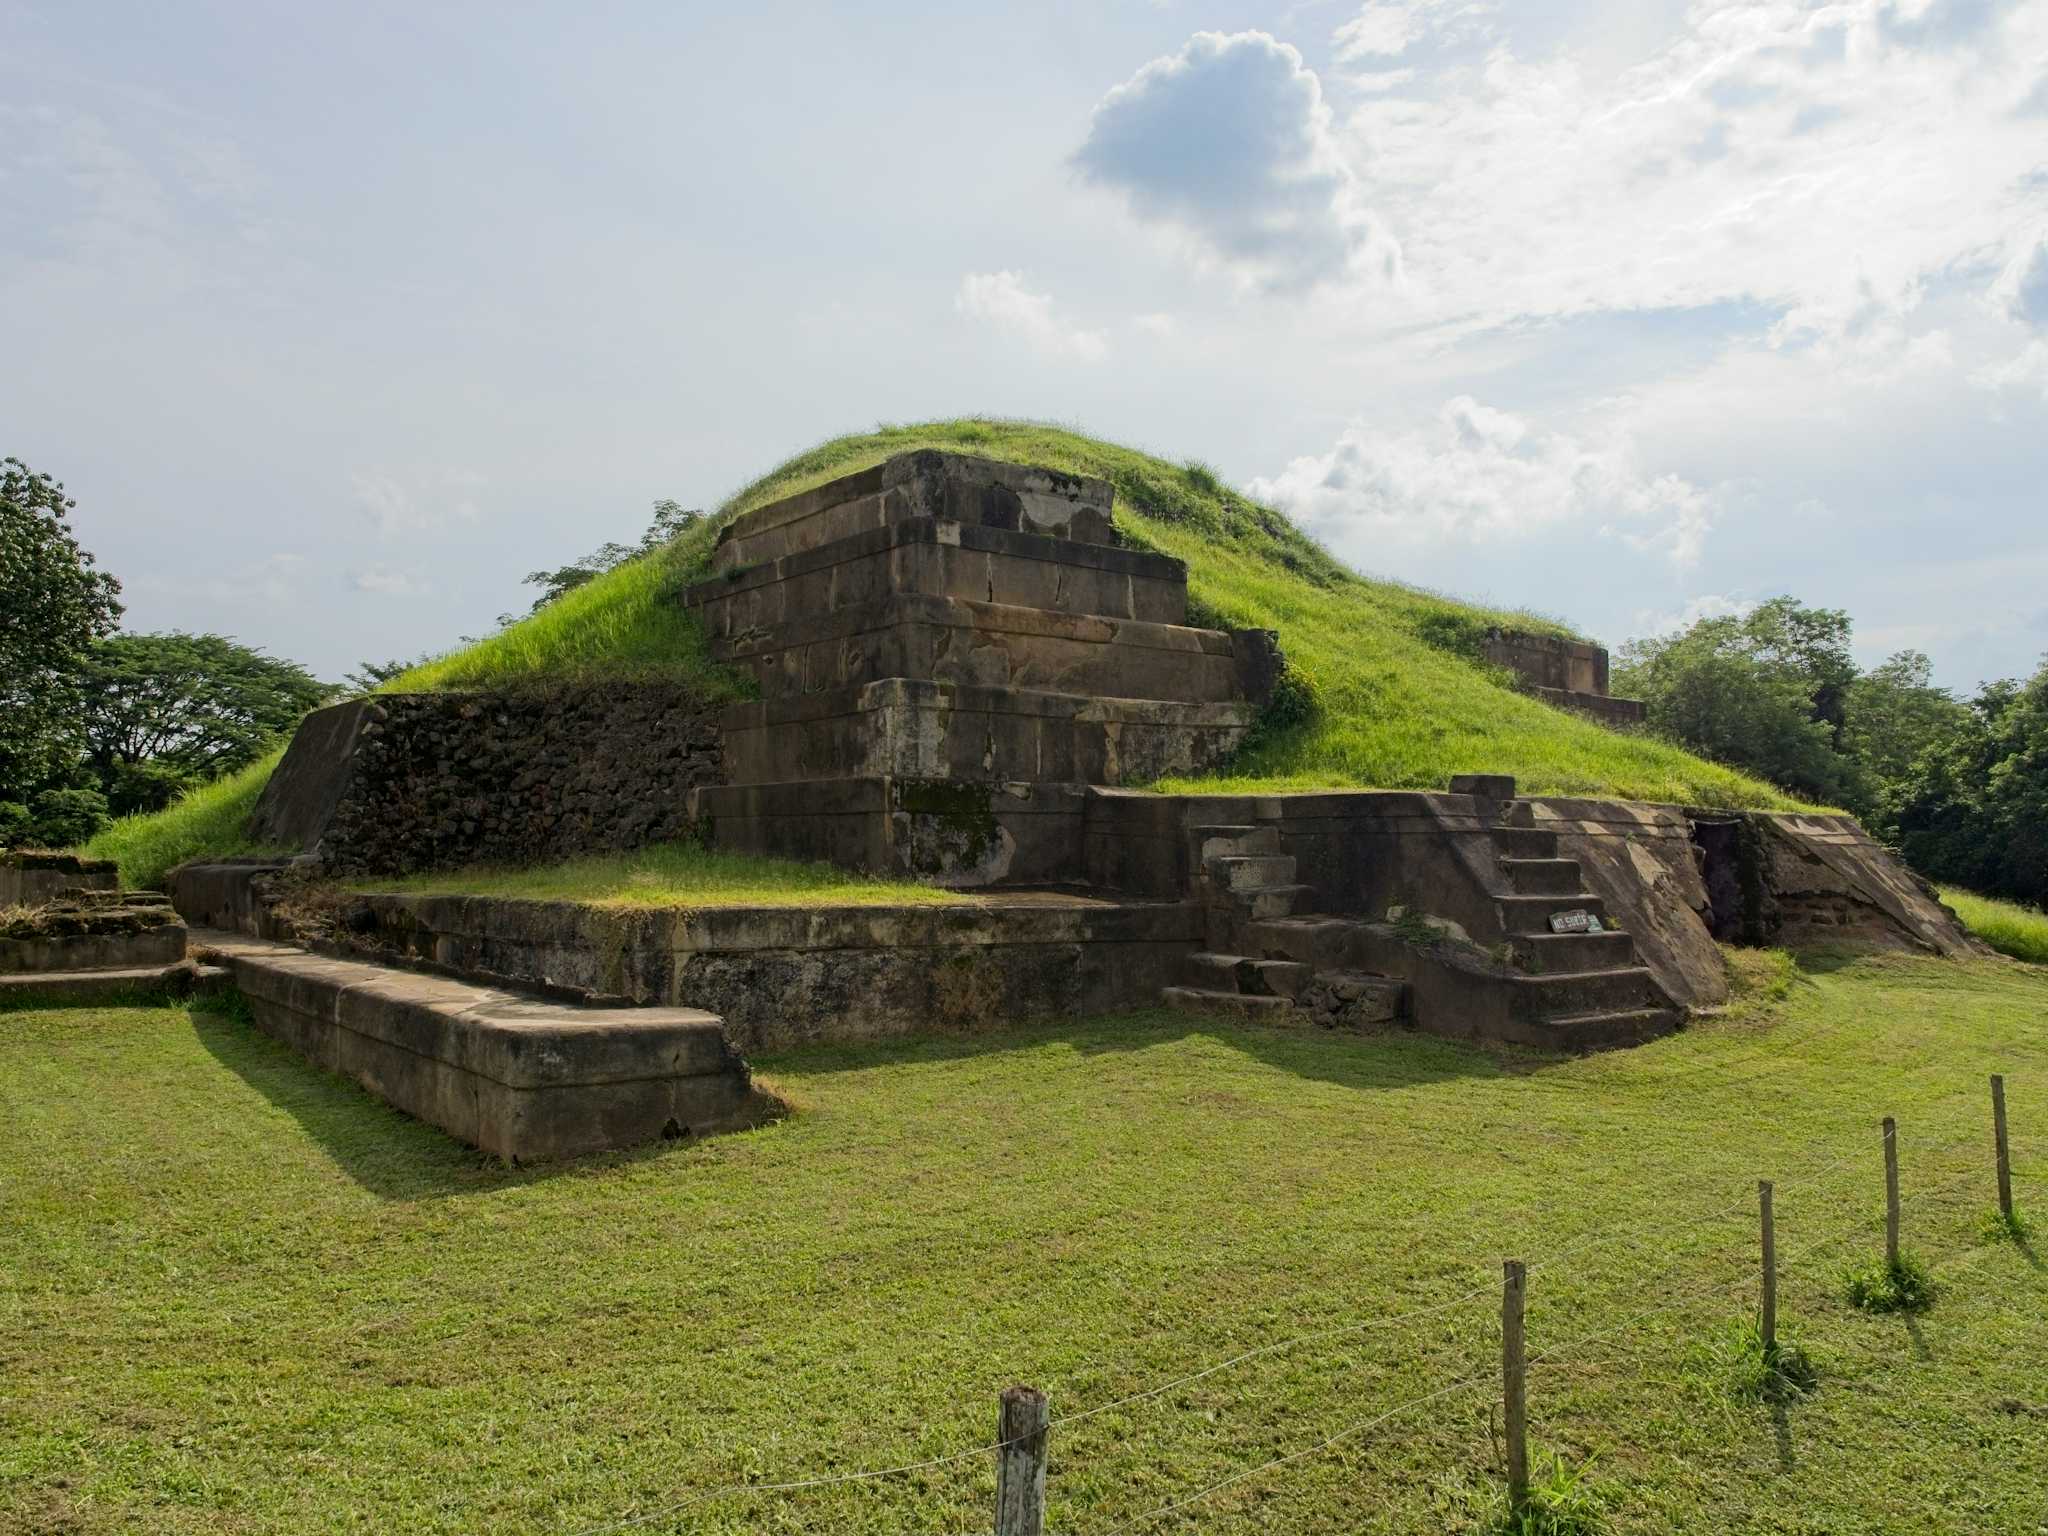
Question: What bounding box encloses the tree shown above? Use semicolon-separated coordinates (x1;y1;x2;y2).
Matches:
75;633;330;815
1614;598;1857;804
0;457;123;800
1841;651;1968;827
1893;662;2048;906
512;499;704;617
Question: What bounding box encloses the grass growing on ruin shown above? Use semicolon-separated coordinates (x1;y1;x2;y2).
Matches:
348;840;965;908
84;750;288;890
5;949;2043;1535
720;421;1800;809
1943;888;2048;965
89;418;1802;874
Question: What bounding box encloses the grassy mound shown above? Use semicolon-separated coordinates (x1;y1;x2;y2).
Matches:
90;418;1798;883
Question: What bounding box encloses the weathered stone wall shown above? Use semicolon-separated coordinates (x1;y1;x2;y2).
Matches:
269;685;724;876
0;851;120;906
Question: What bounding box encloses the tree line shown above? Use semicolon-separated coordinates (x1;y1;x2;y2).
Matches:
2;457;327;849
1614;597;2048;907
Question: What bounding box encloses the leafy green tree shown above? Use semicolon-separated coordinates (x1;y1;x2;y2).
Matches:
0;457;123;800
1894;663;2048;905
26;787;111;848
1842;651;1969;828
1615;598;1857;803
75;633;330;815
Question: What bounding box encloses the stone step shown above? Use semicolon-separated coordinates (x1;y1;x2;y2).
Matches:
1525;1006;1684;1052
1514;966;1661;1017
1160;986;1298;1021
1208;854;1299;892
1242;916;1364;970
1498;893;1609;933
1193;955;1312;999
1499;857;1585;895
0;961;228;1007
1510;930;1639;975
1240;884;1317;920
1489;826;1559;859
1297;970;1407;1029
1189;823;1283;860
196;930;777;1162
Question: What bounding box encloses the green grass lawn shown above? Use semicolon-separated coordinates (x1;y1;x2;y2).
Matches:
4;949;2043;1534
347;841;968;909
1943;888;2048;966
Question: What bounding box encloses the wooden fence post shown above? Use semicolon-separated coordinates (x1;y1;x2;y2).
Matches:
1992;1075;2014;1224
1883;1116;1901;1268
995;1385;1048;1536
1758;1179;1777;1355
1502;1259;1528;1515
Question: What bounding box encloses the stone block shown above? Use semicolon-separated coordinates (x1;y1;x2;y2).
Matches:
712;450;1115;573
709;592;1257;704
684;516;1188;630
247;699;378;851
717;679;1256;786
1449;774;1518;800
209;937;777;1161
1482;629;1612;695
0;852;120;907
689;776;1086;887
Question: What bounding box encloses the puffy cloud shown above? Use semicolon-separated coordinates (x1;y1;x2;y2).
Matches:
1073;31;1396;290
349;470;485;539
954;271;1108;361
1329;0;2048;336
1247;396;1719;566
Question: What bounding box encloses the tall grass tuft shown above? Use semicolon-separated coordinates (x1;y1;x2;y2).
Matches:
84;751;287;889
1942;889;2048;965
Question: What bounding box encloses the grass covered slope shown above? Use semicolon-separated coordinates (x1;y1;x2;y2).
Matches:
721;421;1797;807
88;417;1798;883
4;950;2042;1532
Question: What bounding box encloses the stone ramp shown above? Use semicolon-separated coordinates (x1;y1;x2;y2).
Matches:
193;930;778;1162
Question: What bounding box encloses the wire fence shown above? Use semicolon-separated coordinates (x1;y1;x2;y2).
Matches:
557;1073;2035;1536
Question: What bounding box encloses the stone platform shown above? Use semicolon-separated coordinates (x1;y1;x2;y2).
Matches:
196;931;779;1161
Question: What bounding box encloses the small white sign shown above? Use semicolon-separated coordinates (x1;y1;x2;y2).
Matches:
1548;909;1604;934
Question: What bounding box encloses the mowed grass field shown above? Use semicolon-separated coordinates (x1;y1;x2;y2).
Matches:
3;950;2044;1535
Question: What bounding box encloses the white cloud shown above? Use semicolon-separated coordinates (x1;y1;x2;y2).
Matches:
1072;31;1399;290
1632;592;1756;638
1332;1;1484;60
1329;0;2048;335
1132;311;1178;337
349;564;433;597
954;271;1108;360
349;470;486;539
1248;395;1720;566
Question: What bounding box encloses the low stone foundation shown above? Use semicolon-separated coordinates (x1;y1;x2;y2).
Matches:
172;866;1201;1053
201;933;778;1161
0;851;120;906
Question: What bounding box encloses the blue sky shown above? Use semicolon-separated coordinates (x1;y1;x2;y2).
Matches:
4;0;2045;690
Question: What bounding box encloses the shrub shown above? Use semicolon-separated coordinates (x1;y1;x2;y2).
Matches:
29;787;111;848
0;800;30;847
1843;1252;1935;1313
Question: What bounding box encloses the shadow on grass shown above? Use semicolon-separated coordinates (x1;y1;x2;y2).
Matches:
754;1004;1539;1097
185;999;687;1201
185;994;1524;1198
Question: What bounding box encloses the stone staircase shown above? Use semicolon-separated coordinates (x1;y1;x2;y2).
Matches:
1158;806;1682;1052
1160;823;1407;1026
1484;815;1681;1049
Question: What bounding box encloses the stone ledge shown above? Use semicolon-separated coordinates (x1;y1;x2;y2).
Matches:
712;450;1115;572
719;679;1255;786
709;592;1265;705
198;933;777;1161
